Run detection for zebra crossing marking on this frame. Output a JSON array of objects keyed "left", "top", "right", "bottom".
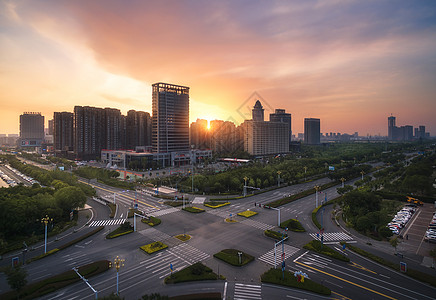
[
  {"left": 150, "top": 207, "right": 179, "bottom": 217},
  {"left": 206, "top": 210, "right": 232, "bottom": 218},
  {"left": 138, "top": 227, "right": 172, "bottom": 241},
  {"left": 88, "top": 219, "right": 126, "bottom": 227},
  {"left": 309, "top": 232, "right": 353, "bottom": 242},
  {"left": 168, "top": 243, "right": 210, "bottom": 264},
  {"left": 234, "top": 283, "right": 262, "bottom": 300},
  {"left": 240, "top": 219, "right": 274, "bottom": 231},
  {"left": 258, "top": 244, "right": 300, "bottom": 267}
]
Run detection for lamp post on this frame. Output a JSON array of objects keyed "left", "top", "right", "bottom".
[
  {"left": 314, "top": 185, "right": 321, "bottom": 208},
  {"left": 243, "top": 176, "right": 249, "bottom": 197},
  {"left": 41, "top": 215, "right": 52, "bottom": 254},
  {"left": 340, "top": 177, "right": 346, "bottom": 188},
  {"left": 360, "top": 170, "right": 365, "bottom": 181},
  {"left": 110, "top": 256, "right": 125, "bottom": 296},
  {"left": 303, "top": 166, "right": 307, "bottom": 181},
  {"left": 277, "top": 171, "right": 281, "bottom": 187},
  {"left": 191, "top": 145, "right": 195, "bottom": 194}
]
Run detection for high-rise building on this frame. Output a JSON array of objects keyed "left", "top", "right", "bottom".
[
  {"left": 74, "top": 106, "right": 105, "bottom": 160},
  {"left": 304, "top": 118, "right": 320, "bottom": 145},
  {"left": 104, "top": 108, "right": 123, "bottom": 150},
  {"left": 19, "top": 112, "right": 44, "bottom": 147},
  {"left": 53, "top": 112, "right": 74, "bottom": 151},
  {"left": 243, "top": 101, "right": 289, "bottom": 155},
  {"left": 252, "top": 100, "right": 264, "bottom": 122},
  {"left": 210, "top": 120, "right": 238, "bottom": 154},
  {"left": 190, "top": 119, "right": 210, "bottom": 150},
  {"left": 152, "top": 82, "right": 190, "bottom": 153},
  {"left": 48, "top": 119, "right": 54, "bottom": 136},
  {"left": 388, "top": 115, "right": 396, "bottom": 140},
  {"left": 270, "top": 108, "right": 292, "bottom": 145},
  {"left": 126, "top": 110, "right": 152, "bottom": 150}
]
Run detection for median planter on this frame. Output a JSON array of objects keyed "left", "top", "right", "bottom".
[
  {"left": 164, "top": 262, "right": 223, "bottom": 284},
  {"left": 280, "top": 219, "right": 305, "bottom": 232},
  {"left": 303, "top": 240, "right": 349, "bottom": 262},
  {"left": 213, "top": 249, "right": 254, "bottom": 266},
  {"left": 204, "top": 201, "right": 230, "bottom": 209},
  {"left": 264, "top": 230, "right": 288, "bottom": 240},
  {"left": 182, "top": 207, "right": 205, "bottom": 213},
  {"left": 237, "top": 210, "right": 258, "bottom": 218},
  {"left": 261, "top": 268, "right": 331, "bottom": 295},
  {"left": 140, "top": 241, "right": 168, "bottom": 254},
  {"left": 106, "top": 222, "right": 134, "bottom": 239},
  {"left": 141, "top": 216, "right": 161, "bottom": 226}
]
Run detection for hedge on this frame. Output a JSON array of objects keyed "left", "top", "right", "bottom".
[
  {"left": 237, "top": 210, "right": 258, "bottom": 218},
  {"left": 280, "top": 219, "right": 305, "bottom": 232},
  {"left": 182, "top": 207, "right": 205, "bottom": 213},
  {"left": 261, "top": 268, "right": 331, "bottom": 295},
  {"left": 140, "top": 241, "right": 168, "bottom": 254},
  {"left": 141, "top": 216, "right": 161, "bottom": 226},
  {"left": 204, "top": 202, "right": 230, "bottom": 209},
  {"left": 304, "top": 240, "right": 349, "bottom": 262},
  {"left": 164, "top": 262, "right": 223, "bottom": 284},
  {"left": 264, "top": 230, "right": 288, "bottom": 240}
]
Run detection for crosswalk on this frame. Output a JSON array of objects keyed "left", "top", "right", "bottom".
[
  {"left": 240, "top": 219, "right": 275, "bottom": 231},
  {"left": 309, "top": 232, "right": 353, "bottom": 242},
  {"left": 258, "top": 244, "right": 300, "bottom": 267},
  {"left": 206, "top": 209, "right": 232, "bottom": 218},
  {"left": 168, "top": 243, "right": 210, "bottom": 264},
  {"left": 138, "top": 227, "right": 172, "bottom": 241},
  {"left": 150, "top": 207, "right": 179, "bottom": 217},
  {"left": 192, "top": 197, "right": 206, "bottom": 204},
  {"left": 234, "top": 283, "right": 262, "bottom": 300},
  {"left": 88, "top": 219, "right": 126, "bottom": 227}
]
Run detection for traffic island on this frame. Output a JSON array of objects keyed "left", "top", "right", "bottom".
[
  {"left": 213, "top": 249, "right": 254, "bottom": 266},
  {"left": 141, "top": 216, "right": 161, "bottom": 226},
  {"left": 140, "top": 241, "right": 168, "bottom": 254},
  {"left": 175, "top": 234, "right": 191, "bottom": 242},
  {"left": 303, "top": 240, "right": 350, "bottom": 262},
  {"left": 261, "top": 268, "right": 331, "bottom": 296},
  {"left": 204, "top": 201, "right": 230, "bottom": 209},
  {"left": 280, "top": 218, "right": 305, "bottom": 232},
  {"left": 164, "top": 262, "right": 224, "bottom": 284},
  {"left": 264, "top": 229, "right": 288, "bottom": 240},
  {"left": 224, "top": 218, "right": 237, "bottom": 223},
  {"left": 0, "top": 260, "right": 110, "bottom": 300},
  {"left": 106, "top": 222, "right": 134, "bottom": 239},
  {"left": 182, "top": 206, "right": 205, "bottom": 213},
  {"left": 237, "top": 210, "right": 258, "bottom": 218}
]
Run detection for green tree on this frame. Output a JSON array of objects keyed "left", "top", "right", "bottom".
[
  {"left": 5, "top": 265, "right": 27, "bottom": 297},
  {"left": 390, "top": 236, "right": 400, "bottom": 252},
  {"left": 54, "top": 186, "right": 87, "bottom": 216}
]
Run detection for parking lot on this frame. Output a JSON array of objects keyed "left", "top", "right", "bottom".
[{"left": 401, "top": 203, "right": 436, "bottom": 256}]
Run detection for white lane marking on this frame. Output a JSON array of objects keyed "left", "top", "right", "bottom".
[{"left": 223, "top": 281, "right": 227, "bottom": 300}]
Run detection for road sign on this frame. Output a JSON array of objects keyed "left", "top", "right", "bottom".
[
  {"left": 134, "top": 203, "right": 138, "bottom": 209},
  {"left": 12, "top": 257, "right": 19, "bottom": 267},
  {"left": 170, "top": 263, "right": 173, "bottom": 271},
  {"left": 342, "top": 243, "right": 346, "bottom": 250},
  {"left": 400, "top": 262, "right": 407, "bottom": 273}
]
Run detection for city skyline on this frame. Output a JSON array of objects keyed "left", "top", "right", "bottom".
[{"left": 1, "top": 1, "right": 436, "bottom": 135}]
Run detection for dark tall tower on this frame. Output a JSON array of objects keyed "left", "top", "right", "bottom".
[
  {"left": 104, "top": 108, "right": 123, "bottom": 150},
  {"left": 19, "top": 112, "right": 44, "bottom": 147},
  {"left": 74, "top": 106, "right": 105, "bottom": 160},
  {"left": 53, "top": 112, "right": 74, "bottom": 151},
  {"left": 126, "top": 110, "right": 152, "bottom": 150},
  {"left": 152, "top": 82, "right": 190, "bottom": 153},
  {"left": 304, "top": 118, "right": 320, "bottom": 145},
  {"left": 270, "top": 109, "right": 292, "bottom": 144},
  {"left": 388, "top": 115, "right": 396, "bottom": 140},
  {"left": 252, "top": 100, "right": 264, "bottom": 122}
]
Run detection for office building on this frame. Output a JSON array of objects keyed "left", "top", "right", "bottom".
[
  {"left": 304, "top": 118, "right": 320, "bottom": 145},
  {"left": 126, "top": 110, "right": 152, "bottom": 150},
  {"left": 210, "top": 120, "right": 238, "bottom": 154},
  {"left": 53, "top": 112, "right": 74, "bottom": 152},
  {"left": 270, "top": 108, "right": 292, "bottom": 146},
  {"left": 242, "top": 101, "right": 289, "bottom": 156},
  {"left": 74, "top": 106, "right": 106, "bottom": 160},
  {"left": 388, "top": 115, "right": 396, "bottom": 140},
  {"left": 152, "top": 82, "right": 190, "bottom": 153},
  {"left": 19, "top": 112, "right": 44, "bottom": 147}
]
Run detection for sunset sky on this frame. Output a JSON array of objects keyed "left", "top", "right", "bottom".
[{"left": 1, "top": 0, "right": 435, "bottom": 136}]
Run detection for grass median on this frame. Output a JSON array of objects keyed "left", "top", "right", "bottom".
[
  {"left": 213, "top": 249, "right": 254, "bottom": 266},
  {"left": 280, "top": 218, "right": 305, "bottom": 232},
  {"left": 165, "top": 262, "right": 224, "bottom": 284},
  {"left": 304, "top": 240, "right": 349, "bottom": 262}
]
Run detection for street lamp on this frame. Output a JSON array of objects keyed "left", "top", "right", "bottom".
[
  {"left": 360, "top": 170, "right": 365, "bottom": 181},
  {"left": 340, "top": 177, "right": 346, "bottom": 188},
  {"left": 191, "top": 145, "right": 195, "bottom": 194},
  {"left": 277, "top": 171, "right": 281, "bottom": 187},
  {"left": 314, "top": 185, "right": 321, "bottom": 207},
  {"left": 109, "top": 256, "right": 125, "bottom": 296},
  {"left": 41, "top": 215, "right": 52, "bottom": 254},
  {"left": 303, "top": 166, "right": 307, "bottom": 181},
  {"left": 243, "top": 176, "right": 249, "bottom": 197}
]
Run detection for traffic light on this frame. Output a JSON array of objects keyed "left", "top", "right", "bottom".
[{"left": 254, "top": 202, "right": 256, "bottom": 206}]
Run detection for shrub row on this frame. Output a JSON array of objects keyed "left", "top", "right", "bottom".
[
  {"left": 237, "top": 210, "right": 258, "bottom": 218},
  {"left": 204, "top": 201, "right": 230, "bottom": 209},
  {"left": 264, "top": 230, "right": 288, "bottom": 240},
  {"left": 141, "top": 216, "right": 161, "bottom": 226},
  {"left": 107, "top": 203, "right": 116, "bottom": 218},
  {"left": 304, "top": 240, "right": 349, "bottom": 262},
  {"left": 140, "top": 241, "right": 168, "bottom": 254},
  {"left": 280, "top": 219, "right": 305, "bottom": 232},
  {"left": 182, "top": 207, "right": 205, "bottom": 213},
  {"left": 164, "top": 262, "right": 223, "bottom": 284},
  {"left": 341, "top": 242, "right": 436, "bottom": 288}
]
